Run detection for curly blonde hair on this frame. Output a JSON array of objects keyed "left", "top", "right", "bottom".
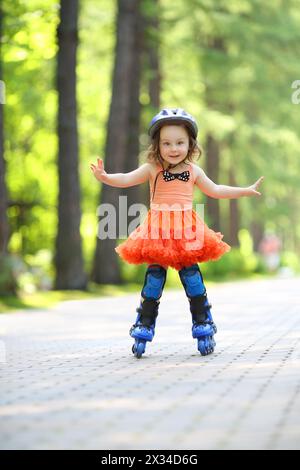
[{"left": 145, "top": 122, "right": 202, "bottom": 167}]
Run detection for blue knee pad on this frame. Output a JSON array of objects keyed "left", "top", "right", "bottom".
[
  {"left": 179, "top": 264, "right": 213, "bottom": 325},
  {"left": 179, "top": 264, "right": 206, "bottom": 298},
  {"left": 141, "top": 264, "right": 167, "bottom": 300}
]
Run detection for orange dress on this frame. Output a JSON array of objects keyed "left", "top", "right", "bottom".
[{"left": 115, "top": 163, "right": 230, "bottom": 270}]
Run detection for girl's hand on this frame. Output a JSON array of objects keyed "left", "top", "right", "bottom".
[
  {"left": 90, "top": 157, "right": 107, "bottom": 182},
  {"left": 246, "top": 176, "right": 264, "bottom": 197}
]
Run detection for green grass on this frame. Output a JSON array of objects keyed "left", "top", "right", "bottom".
[{"left": 0, "top": 282, "right": 141, "bottom": 313}]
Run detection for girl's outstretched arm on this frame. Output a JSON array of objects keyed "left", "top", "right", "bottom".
[
  {"left": 193, "top": 164, "right": 264, "bottom": 199},
  {"left": 90, "top": 158, "right": 151, "bottom": 188}
]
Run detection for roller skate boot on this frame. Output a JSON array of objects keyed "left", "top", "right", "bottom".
[
  {"left": 130, "top": 264, "right": 166, "bottom": 358},
  {"left": 179, "top": 264, "right": 217, "bottom": 356},
  {"left": 130, "top": 299, "right": 158, "bottom": 358},
  {"left": 191, "top": 294, "right": 217, "bottom": 356}
]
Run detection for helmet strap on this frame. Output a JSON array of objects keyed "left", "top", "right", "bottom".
[{"left": 166, "top": 158, "right": 188, "bottom": 171}]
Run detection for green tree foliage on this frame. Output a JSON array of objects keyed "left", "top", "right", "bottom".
[{"left": 3, "top": 0, "right": 59, "bottom": 257}]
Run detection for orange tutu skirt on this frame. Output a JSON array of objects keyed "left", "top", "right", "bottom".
[{"left": 115, "top": 209, "right": 230, "bottom": 271}]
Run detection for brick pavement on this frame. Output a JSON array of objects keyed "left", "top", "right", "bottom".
[{"left": 0, "top": 276, "right": 299, "bottom": 450}]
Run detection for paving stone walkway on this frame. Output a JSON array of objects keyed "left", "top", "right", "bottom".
[{"left": 0, "top": 276, "right": 299, "bottom": 450}]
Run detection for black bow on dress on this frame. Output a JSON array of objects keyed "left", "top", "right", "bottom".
[{"left": 163, "top": 170, "right": 190, "bottom": 182}]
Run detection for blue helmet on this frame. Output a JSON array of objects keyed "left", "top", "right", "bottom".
[{"left": 148, "top": 108, "right": 198, "bottom": 139}]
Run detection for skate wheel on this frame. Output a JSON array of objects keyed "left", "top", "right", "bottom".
[
  {"left": 197, "top": 336, "right": 215, "bottom": 356},
  {"left": 133, "top": 340, "right": 146, "bottom": 358}
]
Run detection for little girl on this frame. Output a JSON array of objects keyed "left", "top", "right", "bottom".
[{"left": 90, "top": 108, "right": 263, "bottom": 358}]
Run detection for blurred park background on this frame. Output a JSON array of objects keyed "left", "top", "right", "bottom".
[{"left": 0, "top": 0, "right": 300, "bottom": 312}]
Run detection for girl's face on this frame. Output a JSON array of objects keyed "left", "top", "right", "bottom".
[{"left": 159, "top": 125, "right": 189, "bottom": 167}]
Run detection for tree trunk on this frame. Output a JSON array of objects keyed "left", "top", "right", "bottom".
[
  {"left": 251, "top": 221, "right": 264, "bottom": 253},
  {"left": 55, "top": 0, "right": 87, "bottom": 290},
  {"left": 0, "top": 0, "right": 9, "bottom": 256},
  {"left": 122, "top": 1, "right": 143, "bottom": 211},
  {"left": 205, "top": 134, "right": 220, "bottom": 232},
  {"left": 228, "top": 167, "right": 240, "bottom": 247},
  {"left": 0, "top": 2, "right": 17, "bottom": 296},
  {"left": 138, "top": 0, "right": 161, "bottom": 208},
  {"left": 92, "top": 0, "right": 141, "bottom": 284},
  {"left": 144, "top": 0, "right": 160, "bottom": 110},
  {"left": 0, "top": 1, "right": 8, "bottom": 255},
  {"left": 0, "top": 103, "right": 7, "bottom": 255},
  {"left": 203, "top": 37, "right": 227, "bottom": 234}
]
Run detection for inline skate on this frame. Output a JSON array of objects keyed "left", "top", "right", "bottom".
[{"left": 130, "top": 264, "right": 166, "bottom": 358}]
